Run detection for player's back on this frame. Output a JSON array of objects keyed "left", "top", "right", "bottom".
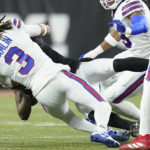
[{"left": 0, "top": 20, "right": 70, "bottom": 96}]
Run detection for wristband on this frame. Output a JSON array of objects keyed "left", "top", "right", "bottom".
[
  {"left": 84, "top": 45, "right": 104, "bottom": 58},
  {"left": 94, "top": 45, "right": 104, "bottom": 54},
  {"left": 105, "top": 33, "right": 119, "bottom": 47},
  {"left": 39, "top": 24, "right": 47, "bottom": 36}
]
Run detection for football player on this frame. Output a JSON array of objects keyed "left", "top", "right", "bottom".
[
  {"left": 0, "top": 17, "right": 122, "bottom": 148},
  {"left": 79, "top": 0, "right": 150, "bottom": 127},
  {"left": 17, "top": 37, "right": 148, "bottom": 137},
  {"left": 11, "top": 49, "right": 150, "bottom": 149},
  {"left": 33, "top": 36, "right": 144, "bottom": 125},
  {"left": 111, "top": 57, "right": 150, "bottom": 150},
  {"left": 0, "top": 16, "right": 147, "bottom": 147}
]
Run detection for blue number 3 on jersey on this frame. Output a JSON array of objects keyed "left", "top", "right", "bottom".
[{"left": 5, "top": 47, "right": 34, "bottom": 75}]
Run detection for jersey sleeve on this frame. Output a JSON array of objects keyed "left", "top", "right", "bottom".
[
  {"left": 121, "top": 0, "right": 144, "bottom": 17},
  {"left": 10, "top": 18, "right": 24, "bottom": 30},
  {"left": 10, "top": 18, "right": 42, "bottom": 37}
]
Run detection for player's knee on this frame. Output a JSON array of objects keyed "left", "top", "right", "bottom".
[
  {"left": 103, "top": 90, "right": 115, "bottom": 103},
  {"left": 103, "top": 86, "right": 126, "bottom": 104}
]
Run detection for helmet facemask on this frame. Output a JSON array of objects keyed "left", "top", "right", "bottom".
[{"left": 99, "top": 0, "right": 122, "bottom": 10}]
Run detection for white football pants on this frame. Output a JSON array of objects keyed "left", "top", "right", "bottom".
[
  {"left": 36, "top": 70, "right": 111, "bottom": 133},
  {"left": 76, "top": 57, "right": 141, "bottom": 120}
]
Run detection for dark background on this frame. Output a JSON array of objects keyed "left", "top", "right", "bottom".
[{"left": 0, "top": 0, "right": 123, "bottom": 59}]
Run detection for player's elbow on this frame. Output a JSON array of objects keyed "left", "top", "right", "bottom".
[
  {"left": 143, "top": 23, "right": 149, "bottom": 33},
  {"left": 130, "top": 15, "right": 149, "bottom": 34}
]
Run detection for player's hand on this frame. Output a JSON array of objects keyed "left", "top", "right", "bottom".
[
  {"left": 110, "top": 20, "right": 126, "bottom": 33},
  {"left": 78, "top": 53, "right": 86, "bottom": 60}
]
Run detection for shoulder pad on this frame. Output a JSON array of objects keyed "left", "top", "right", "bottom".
[{"left": 121, "top": 0, "right": 144, "bottom": 17}]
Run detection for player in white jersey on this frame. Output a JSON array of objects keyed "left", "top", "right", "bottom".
[
  {"left": 100, "top": 56, "right": 150, "bottom": 150},
  {"left": 110, "top": 57, "right": 150, "bottom": 150},
  {"left": 0, "top": 17, "right": 122, "bottom": 148},
  {"left": 79, "top": 0, "right": 150, "bottom": 121}
]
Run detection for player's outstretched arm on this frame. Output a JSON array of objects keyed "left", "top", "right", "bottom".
[
  {"left": 14, "top": 89, "right": 32, "bottom": 120},
  {"left": 13, "top": 84, "right": 37, "bottom": 121},
  {"left": 10, "top": 18, "right": 50, "bottom": 37},
  {"left": 23, "top": 23, "right": 50, "bottom": 37},
  {"left": 112, "top": 11, "right": 148, "bottom": 35},
  {"left": 79, "top": 29, "right": 120, "bottom": 59}
]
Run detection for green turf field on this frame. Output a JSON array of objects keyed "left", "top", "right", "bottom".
[{"left": 0, "top": 91, "right": 141, "bottom": 150}]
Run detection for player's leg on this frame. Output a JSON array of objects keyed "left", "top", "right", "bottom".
[
  {"left": 120, "top": 67, "right": 150, "bottom": 150},
  {"left": 62, "top": 70, "right": 111, "bottom": 132},
  {"left": 61, "top": 70, "right": 121, "bottom": 147},
  {"left": 112, "top": 101, "right": 140, "bottom": 121},
  {"left": 88, "top": 111, "right": 139, "bottom": 137},
  {"left": 113, "top": 57, "right": 149, "bottom": 72},
  {"left": 77, "top": 57, "right": 148, "bottom": 85},
  {"left": 139, "top": 80, "right": 150, "bottom": 136},
  {"left": 35, "top": 75, "right": 97, "bottom": 133},
  {"left": 76, "top": 58, "right": 116, "bottom": 84},
  {"left": 101, "top": 71, "right": 144, "bottom": 120},
  {"left": 35, "top": 71, "right": 120, "bottom": 147},
  {"left": 44, "top": 100, "right": 98, "bottom": 133}
]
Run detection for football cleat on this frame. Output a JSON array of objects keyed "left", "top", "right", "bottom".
[
  {"left": 129, "top": 122, "right": 139, "bottom": 137},
  {"left": 90, "top": 132, "right": 120, "bottom": 148},
  {"left": 107, "top": 129, "right": 130, "bottom": 142},
  {"left": 119, "top": 134, "right": 150, "bottom": 150},
  {"left": 85, "top": 118, "right": 96, "bottom": 124}
]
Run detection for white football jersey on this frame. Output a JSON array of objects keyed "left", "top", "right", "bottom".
[
  {"left": 0, "top": 18, "right": 70, "bottom": 96},
  {"left": 113, "top": 0, "right": 150, "bottom": 57}
]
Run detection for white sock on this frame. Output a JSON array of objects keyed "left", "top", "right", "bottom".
[{"left": 94, "top": 102, "right": 112, "bottom": 132}]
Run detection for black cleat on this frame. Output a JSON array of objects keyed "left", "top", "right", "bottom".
[{"left": 129, "top": 122, "right": 139, "bottom": 137}]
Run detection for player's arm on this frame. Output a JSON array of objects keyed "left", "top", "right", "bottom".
[
  {"left": 127, "top": 11, "right": 148, "bottom": 35},
  {"left": 78, "top": 28, "right": 121, "bottom": 59},
  {"left": 10, "top": 18, "right": 50, "bottom": 37},
  {"left": 14, "top": 89, "right": 38, "bottom": 120},
  {"left": 112, "top": 11, "right": 148, "bottom": 35},
  {"left": 12, "top": 81, "right": 37, "bottom": 120},
  {"left": 81, "top": 4, "right": 148, "bottom": 59},
  {"left": 24, "top": 24, "right": 50, "bottom": 37},
  {"left": 14, "top": 89, "right": 32, "bottom": 120}
]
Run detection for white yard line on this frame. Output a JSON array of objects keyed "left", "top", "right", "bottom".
[
  {"left": 0, "top": 121, "right": 67, "bottom": 127},
  {"left": 0, "top": 135, "right": 87, "bottom": 139}
]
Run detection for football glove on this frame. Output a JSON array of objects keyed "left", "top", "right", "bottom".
[{"left": 110, "top": 20, "right": 126, "bottom": 33}]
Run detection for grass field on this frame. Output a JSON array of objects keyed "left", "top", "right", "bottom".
[{"left": 0, "top": 90, "right": 141, "bottom": 150}]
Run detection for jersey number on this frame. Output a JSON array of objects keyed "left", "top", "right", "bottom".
[
  {"left": 120, "top": 34, "right": 132, "bottom": 48},
  {"left": 5, "top": 47, "right": 34, "bottom": 75}
]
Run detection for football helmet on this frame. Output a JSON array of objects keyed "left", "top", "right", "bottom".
[{"left": 99, "top": 0, "right": 122, "bottom": 10}]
